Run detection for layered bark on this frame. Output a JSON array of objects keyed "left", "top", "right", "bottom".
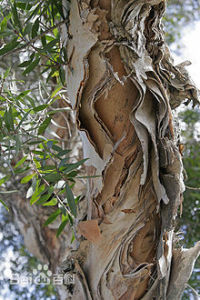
[{"left": 62, "top": 0, "right": 200, "bottom": 299}]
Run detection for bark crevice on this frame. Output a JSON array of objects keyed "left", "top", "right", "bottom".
[{"left": 64, "top": 0, "right": 200, "bottom": 299}]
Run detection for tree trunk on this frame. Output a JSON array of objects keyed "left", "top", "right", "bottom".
[
  {"left": 62, "top": 0, "right": 200, "bottom": 299},
  {"left": 8, "top": 0, "right": 200, "bottom": 299}
]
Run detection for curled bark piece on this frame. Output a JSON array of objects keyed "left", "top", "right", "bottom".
[{"left": 167, "top": 242, "right": 200, "bottom": 300}]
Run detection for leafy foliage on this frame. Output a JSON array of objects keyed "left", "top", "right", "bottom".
[
  {"left": 164, "top": 0, "right": 200, "bottom": 48},
  {"left": 0, "top": 0, "right": 70, "bottom": 83},
  {"left": 0, "top": 0, "right": 85, "bottom": 237},
  {"left": 0, "top": 81, "right": 86, "bottom": 234},
  {"left": 176, "top": 108, "right": 200, "bottom": 297}
]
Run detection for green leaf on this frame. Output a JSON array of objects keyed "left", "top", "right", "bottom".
[
  {"left": 39, "top": 165, "right": 56, "bottom": 171},
  {"left": 0, "top": 38, "right": 20, "bottom": 56},
  {"left": 38, "top": 116, "right": 51, "bottom": 135},
  {"left": 59, "top": 158, "right": 70, "bottom": 168},
  {"left": 65, "top": 183, "right": 76, "bottom": 217},
  {"left": 16, "top": 109, "right": 31, "bottom": 130},
  {"left": 18, "top": 59, "right": 33, "bottom": 68},
  {"left": 21, "top": 173, "right": 36, "bottom": 184},
  {"left": 42, "top": 198, "right": 57, "bottom": 206},
  {"left": 3, "top": 67, "right": 11, "bottom": 79},
  {"left": 66, "top": 171, "right": 78, "bottom": 178},
  {"left": 26, "top": 3, "right": 40, "bottom": 23},
  {"left": 52, "top": 144, "right": 63, "bottom": 152},
  {"left": 27, "top": 139, "right": 44, "bottom": 145},
  {"left": 0, "top": 199, "right": 9, "bottom": 211},
  {"left": 43, "top": 172, "right": 61, "bottom": 183},
  {"left": 23, "top": 22, "right": 32, "bottom": 35},
  {"left": 0, "top": 175, "right": 11, "bottom": 186},
  {"left": 13, "top": 167, "right": 30, "bottom": 174},
  {"left": 60, "top": 47, "right": 68, "bottom": 63},
  {"left": 71, "top": 232, "right": 75, "bottom": 243},
  {"left": 63, "top": 159, "right": 88, "bottom": 174},
  {"left": 30, "top": 192, "right": 40, "bottom": 205},
  {"left": 23, "top": 57, "right": 40, "bottom": 75},
  {"left": 14, "top": 135, "right": 21, "bottom": 154},
  {"left": 41, "top": 30, "right": 46, "bottom": 47},
  {"left": 33, "top": 186, "right": 53, "bottom": 204},
  {"left": 15, "top": 1, "right": 32, "bottom": 10},
  {"left": 56, "top": 149, "right": 71, "bottom": 158},
  {"left": 33, "top": 104, "right": 48, "bottom": 112},
  {"left": 43, "top": 209, "right": 61, "bottom": 226},
  {"left": 50, "top": 85, "right": 62, "bottom": 99},
  {"left": 59, "top": 67, "right": 65, "bottom": 85},
  {"left": 68, "top": 214, "right": 73, "bottom": 226},
  {"left": 32, "top": 17, "right": 39, "bottom": 38},
  {"left": 35, "top": 192, "right": 53, "bottom": 205},
  {"left": 56, "top": 218, "right": 68, "bottom": 237},
  {"left": 32, "top": 150, "right": 45, "bottom": 155},
  {"left": 1, "top": 18, "right": 7, "bottom": 32},
  {"left": 12, "top": 2, "right": 22, "bottom": 31},
  {"left": 14, "top": 155, "right": 27, "bottom": 168},
  {"left": 4, "top": 108, "right": 14, "bottom": 131},
  {"left": 30, "top": 183, "right": 46, "bottom": 205},
  {"left": 43, "top": 38, "right": 59, "bottom": 51}
]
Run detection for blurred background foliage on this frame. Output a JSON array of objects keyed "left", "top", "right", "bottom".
[
  {"left": 0, "top": 0, "right": 199, "bottom": 299},
  {"left": 177, "top": 107, "right": 200, "bottom": 299},
  {"left": 164, "top": 0, "right": 200, "bottom": 49}
]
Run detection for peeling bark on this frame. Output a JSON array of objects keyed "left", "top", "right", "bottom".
[{"left": 62, "top": 0, "right": 200, "bottom": 299}]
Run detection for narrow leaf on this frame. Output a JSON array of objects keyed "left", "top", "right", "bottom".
[
  {"left": 0, "top": 199, "right": 9, "bottom": 211},
  {"left": 56, "top": 218, "right": 68, "bottom": 237},
  {"left": 12, "top": 2, "right": 21, "bottom": 30},
  {"left": 59, "top": 158, "right": 70, "bottom": 169},
  {"left": 63, "top": 159, "right": 88, "bottom": 174},
  {"left": 1, "top": 18, "right": 7, "bottom": 32},
  {"left": 33, "top": 104, "right": 48, "bottom": 112},
  {"left": 43, "top": 209, "right": 61, "bottom": 226},
  {"left": 0, "top": 175, "right": 10, "bottom": 186},
  {"left": 0, "top": 38, "right": 19, "bottom": 56},
  {"left": 65, "top": 183, "right": 76, "bottom": 217},
  {"left": 14, "top": 155, "right": 27, "bottom": 169},
  {"left": 3, "top": 67, "right": 11, "bottom": 79},
  {"left": 59, "top": 67, "right": 65, "bottom": 85},
  {"left": 21, "top": 173, "right": 36, "bottom": 184},
  {"left": 50, "top": 85, "right": 62, "bottom": 99},
  {"left": 18, "top": 59, "right": 33, "bottom": 68},
  {"left": 43, "top": 173, "right": 61, "bottom": 183},
  {"left": 38, "top": 116, "right": 51, "bottom": 135},
  {"left": 42, "top": 198, "right": 57, "bottom": 206},
  {"left": 31, "top": 17, "right": 39, "bottom": 38},
  {"left": 4, "top": 108, "right": 14, "bottom": 131},
  {"left": 23, "top": 57, "right": 40, "bottom": 75}
]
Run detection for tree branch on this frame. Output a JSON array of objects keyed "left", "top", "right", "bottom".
[{"left": 1, "top": 19, "right": 69, "bottom": 58}]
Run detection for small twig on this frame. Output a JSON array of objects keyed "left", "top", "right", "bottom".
[
  {"left": 185, "top": 185, "right": 200, "bottom": 191},
  {"left": 30, "top": 151, "right": 74, "bottom": 219},
  {"left": 186, "top": 284, "right": 200, "bottom": 299},
  {"left": 1, "top": 19, "right": 69, "bottom": 59},
  {"left": 0, "top": 190, "right": 18, "bottom": 194}
]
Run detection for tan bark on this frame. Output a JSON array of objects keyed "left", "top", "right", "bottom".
[{"left": 62, "top": 0, "right": 200, "bottom": 299}]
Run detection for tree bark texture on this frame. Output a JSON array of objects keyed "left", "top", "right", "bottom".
[
  {"left": 7, "top": 0, "right": 200, "bottom": 299},
  {"left": 62, "top": 0, "right": 200, "bottom": 299}
]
